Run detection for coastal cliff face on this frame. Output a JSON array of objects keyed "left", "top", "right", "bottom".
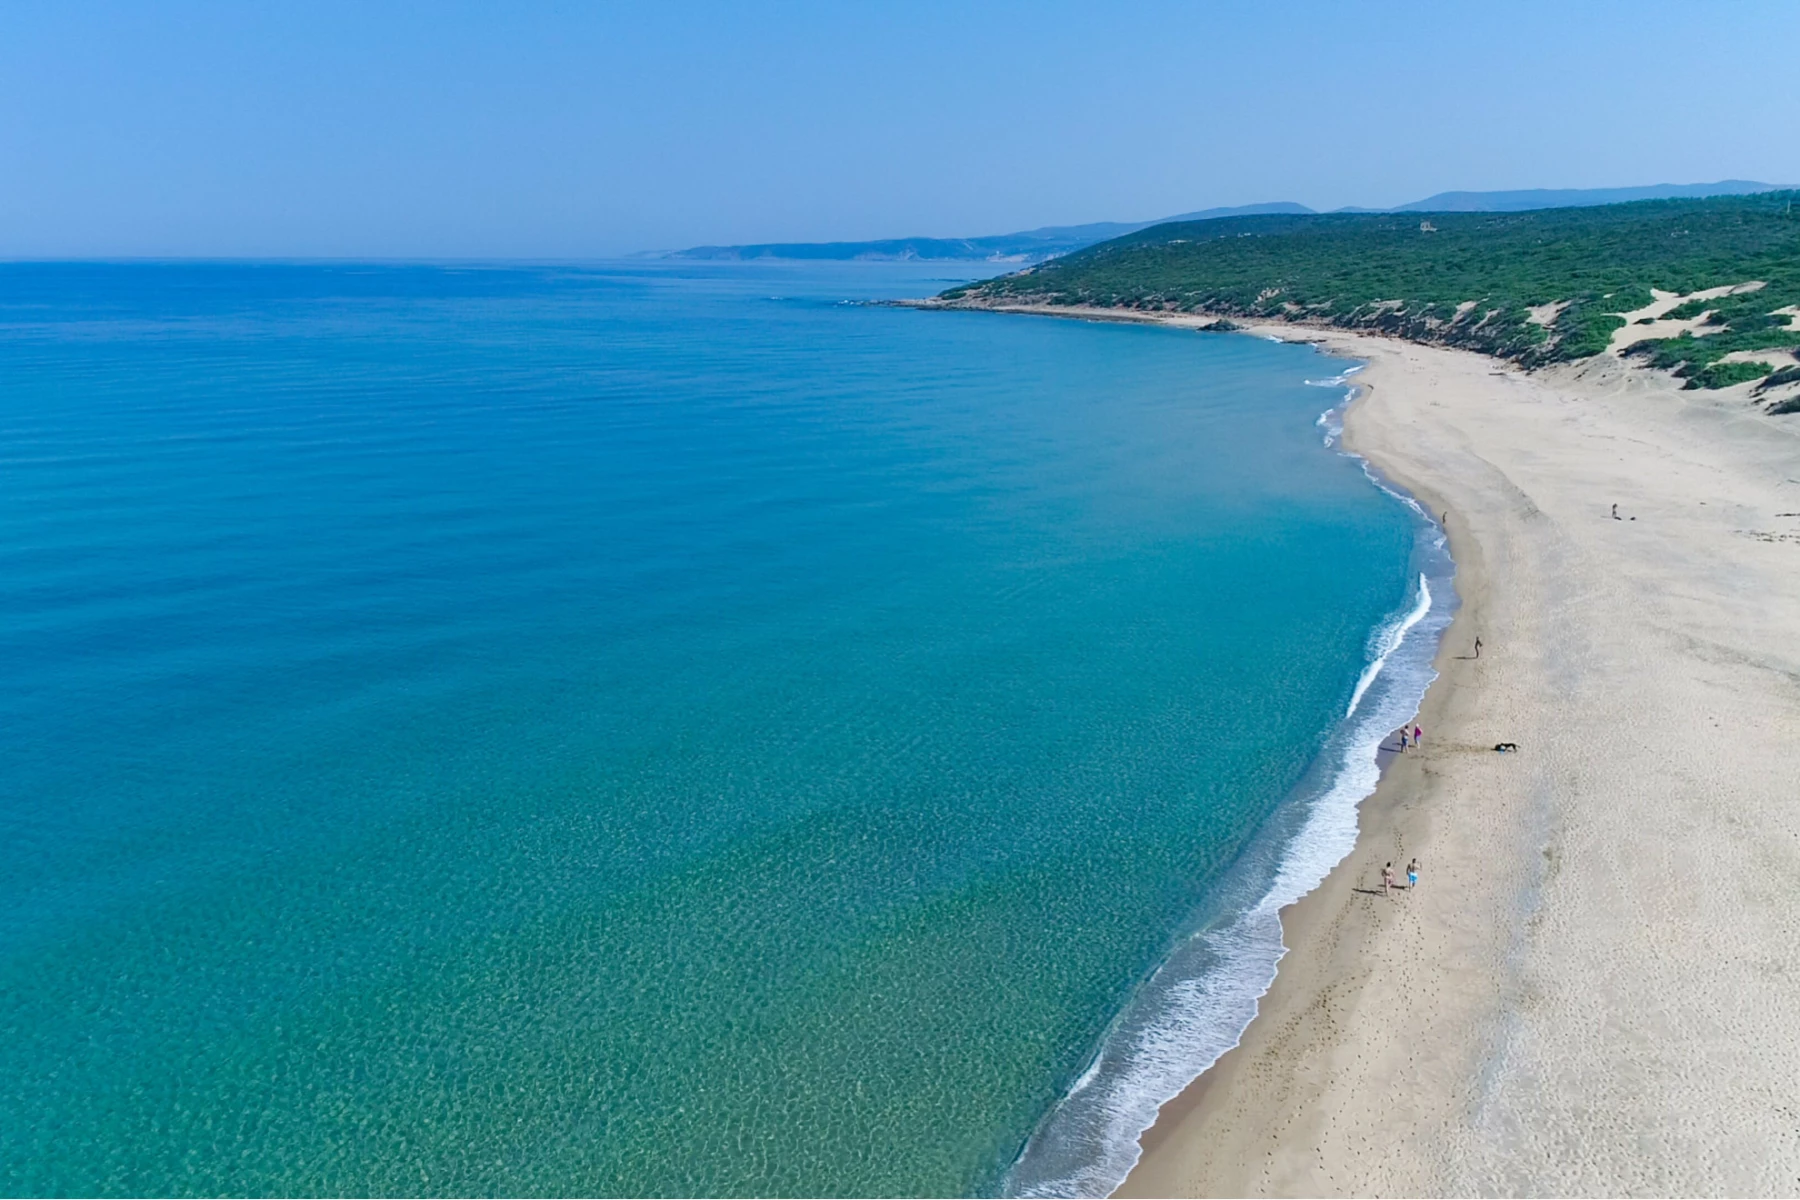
[{"left": 937, "top": 192, "right": 1800, "bottom": 404}]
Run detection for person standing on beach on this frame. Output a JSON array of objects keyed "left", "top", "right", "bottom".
[
  {"left": 1413, "top": 723, "right": 1423, "bottom": 749},
  {"left": 1408, "top": 858, "right": 1419, "bottom": 889},
  {"left": 1382, "top": 862, "right": 1396, "bottom": 898},
  {"left": 1398, "top": 727, "right": 1408, "bottom": 753},
  {"left": 1474, "top": 636, "right": 1483, "bottom": 659}
]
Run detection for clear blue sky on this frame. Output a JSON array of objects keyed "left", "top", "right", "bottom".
[{"left": 4, "top": 1, "right": 1796, "bottom": 258}]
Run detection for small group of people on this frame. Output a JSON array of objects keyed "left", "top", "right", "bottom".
[
  {"left": 1381, "top": 858, "right": 1420, "bottom": 897},
  {"left": 1397, "top": 722, "right": 1423, "bottom": 752}
]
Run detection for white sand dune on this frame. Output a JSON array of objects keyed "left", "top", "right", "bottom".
[
  {"left": 1719, "top": 347, "right": 1800, "bottom": 370},
  {"left": 1605, "top": 282, "right": 1766, "bottom": 355}
]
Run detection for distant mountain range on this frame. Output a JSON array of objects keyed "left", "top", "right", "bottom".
[
  {"left": 670, "top": 181, "right": 1789, "bottom": 263},
  {"left": 671, "top": 202, "right": 1310, "bottom": 264}
]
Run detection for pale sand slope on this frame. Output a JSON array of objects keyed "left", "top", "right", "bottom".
[{"left": 1114, "top": 330, "right": 1800, "bottom": 1196}]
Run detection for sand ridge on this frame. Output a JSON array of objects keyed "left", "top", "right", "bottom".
[
  {"left": 1117, "top": 328, "right": 1800, "bottom": 1196},
  {"left": 1607, "top": 283, "right": 1768, "bottom": 355}
]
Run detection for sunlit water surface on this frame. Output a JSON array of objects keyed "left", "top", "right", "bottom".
[{"left": 0, "top": 262, "right": 1423, "bottom": 1196}]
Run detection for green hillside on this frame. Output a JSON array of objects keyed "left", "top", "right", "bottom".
[{"left": 939, "top": 192, "right": 1800, "bottom": 391}]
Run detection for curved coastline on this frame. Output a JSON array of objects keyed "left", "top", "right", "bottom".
[
  {"left": 997, "top": 342, "right": 1459, "bottom": 1198},
  {"left": 932, "top": 300, "right": 1800, "bottom": 1195},
  {"left": 1109, "top": 337, "right": 1479, "bottom": 1197},
  {"left": 1116, "top": 315, "right": 1800, "bottom": 1196}
]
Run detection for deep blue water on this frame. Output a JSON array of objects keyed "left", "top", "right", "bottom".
[{"left": 0, "top": 261, "right": 1424, "bottom": 1196}]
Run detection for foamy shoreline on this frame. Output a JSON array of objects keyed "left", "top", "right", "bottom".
[
  {"left": 972, "top": 310, "right": 1461, "bottom": 1197},
  {"left": 1112, "top": 325, "right": 1485, "bottom": 1196},
  {"left": 1002, "top": 445, "right": 1453, "bottom": 1197}
]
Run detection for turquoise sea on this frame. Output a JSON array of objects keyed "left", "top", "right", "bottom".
[{"left": 0, "top": 261, "right": 1448, "bottom": 1196}]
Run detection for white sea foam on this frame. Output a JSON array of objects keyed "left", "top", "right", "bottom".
[
  {"left": 1304, "top": 363, "right": 1366, "bottom": 388},
  {"left": 1347, "top": 575, "right": 1430, "bottom": 718},
  {"left": 1002, "top": 366, "right": 1455, "bottom": 1200},
  {"left": 1315, "top": 385, "right": 1361, "bottom": 447}
]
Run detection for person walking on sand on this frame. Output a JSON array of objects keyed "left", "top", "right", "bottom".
[
  {"left": 1398, "top": 727, "right": 1408, "bottom": 753},
  {"left": 1474, "top": 636, "right": 1483, "bottom": 659},
  {"left": 1407, "top": 858, "right": 1419, "bottom": 890},
  {"left": 1412, "top": 723, "right": 1423, "bottom": 750},
  {"left": 1612, "top": 502, "right": 1620, "bottom": 520},
  {"left": 1382, "top": 862, "right": 1396, "bottom": 898}
]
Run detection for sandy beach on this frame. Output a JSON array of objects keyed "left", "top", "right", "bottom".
[{"left": 1096, "top": 322, "right": 1800, "bottom": 1195}]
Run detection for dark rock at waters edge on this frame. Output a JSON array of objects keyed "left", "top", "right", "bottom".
[{"left": 1197, "top": 318, "right": 1241, "bottom": 332}]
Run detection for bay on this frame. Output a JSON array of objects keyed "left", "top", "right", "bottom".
[{"left": 0, "top": 261, "right": 1418, "bottom": 1196}]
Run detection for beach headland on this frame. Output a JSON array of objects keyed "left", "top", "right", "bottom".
[{"left": 914, "top": 300, "right": 1800, "bottom": 1194}]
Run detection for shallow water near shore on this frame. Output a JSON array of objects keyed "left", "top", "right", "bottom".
[
  {"left": 0, "top": 262, "right": 1422, "bottom": 1196},
  {"left": 1004, "top": 384, "right": 1456, "bottom": 1197}
]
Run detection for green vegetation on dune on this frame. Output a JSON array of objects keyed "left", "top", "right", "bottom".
[{"left": 940, "top": 192, "right": 1800, "bottom": 390}]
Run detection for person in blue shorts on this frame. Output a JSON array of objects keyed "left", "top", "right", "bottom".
[{"left": 1407, "top": 858, "right": 1419, "bottom": 890}]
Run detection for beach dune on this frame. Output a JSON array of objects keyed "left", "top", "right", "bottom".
[{"left": 1117, "top": 331, "right": 1800, "bottom": 1195}]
